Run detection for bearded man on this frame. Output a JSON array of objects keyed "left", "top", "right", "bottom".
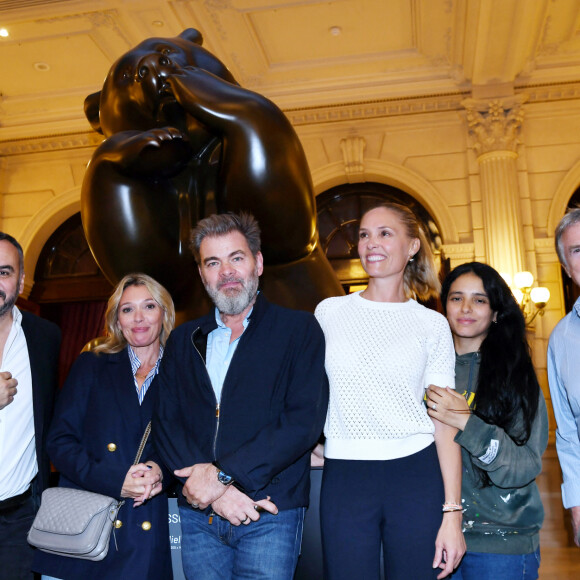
[
  {"left": 0, "top": 232, "right": 61, "bottom": 580},
  {"left": 153, "top": 213, "right": 328, "bottom": 580}
]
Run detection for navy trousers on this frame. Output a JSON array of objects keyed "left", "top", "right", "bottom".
[
  {"left": 321, "top": 443, "right": 445, "bottom": 580},
  {"left": 0, "top": 492, "right": 36, "bottom": 580}
]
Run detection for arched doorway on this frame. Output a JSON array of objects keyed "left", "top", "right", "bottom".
[{"left": 28, "top": 213, "right": 112, "bottom": 384}]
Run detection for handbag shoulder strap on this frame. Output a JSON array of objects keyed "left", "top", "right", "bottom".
[{"left": 133, "top": 421, "right": 151, "bottom": 465}]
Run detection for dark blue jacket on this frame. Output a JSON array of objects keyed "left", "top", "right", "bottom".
[
  {"left": 34, "top": 349, "right": 172, "bottom": 580},
  {"left": 153, "top": 293, "right": 328, "bottom": 511},
  {"left": 21, "top": 311, "right": 61, "bottom": 504}
]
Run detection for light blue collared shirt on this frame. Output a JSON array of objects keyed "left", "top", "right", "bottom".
[
  {"left": 548, "top": 296, "right": 580, "bottom": 508},
  {"left": 206, "top": 307, "right": 252, "bottom": 401},
  {"left": 128, "top": 345, "right": 164, "bottom": 405}
]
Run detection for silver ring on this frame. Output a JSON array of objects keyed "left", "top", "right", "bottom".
[
  {"left": 191, "top": 502, "right": 199, "bottom": 509},
  {"left": 254, "top": 504, "right": 259, "bottom": 511},
  {"left": 241, "top": 515, "right": 249, "bottom": 524},
  {"left": 432, "top": 403, "right": 437, "bottom": 411}
]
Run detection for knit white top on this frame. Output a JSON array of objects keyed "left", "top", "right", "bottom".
[{"left": 315, "top": 292, "right": 455, "bottom": 460}]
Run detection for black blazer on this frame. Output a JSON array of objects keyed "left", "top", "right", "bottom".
[{"left": 21, "top": 310, "right": 61, "bottom": 502}]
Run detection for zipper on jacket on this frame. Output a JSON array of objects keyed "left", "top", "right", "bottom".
[
  {"left": 213, "top": 403, "right": 220, "bottom": 457},
  {"left": 190, "top": 327, "right": 225, "bottom": 527},
  {"left": 190, "top": 328, "right": 221, "bottom": 459},
  {"left": 191, "top": 314, "right": 253, "bottom": 466}
]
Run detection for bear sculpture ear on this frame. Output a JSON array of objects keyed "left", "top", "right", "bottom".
[
  {"left": 178, "top": 28, "right": 204, "bottom": 46},
  {"left": 176, "top": 28, "right": 238, "bottom": 86},
  {"left": 84, "top": 91, "right": 103, "bottom": 134}
]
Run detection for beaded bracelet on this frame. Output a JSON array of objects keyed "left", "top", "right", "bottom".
[{"left": 442, "top": 502, "right": 463, "bottom": 513}]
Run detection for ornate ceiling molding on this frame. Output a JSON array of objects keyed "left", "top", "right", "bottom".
[
  {"left": 2, "top": 81, "right": 580, "bottom": 155},
  {"left": 286, "top": 92, "right": 471, "bottom": 126},
  {"left": 440, "top": 243, "right": 475, "bottom": 263},
  {"left": 516, "top": 81, "right": 580, "bottom": 104},
  {"left": 0, "top": 132, "right": 103, "bottom": 157},
  {"left": 286, "top": 81, "right": 580, "bottom": 127},
  {"left": 0, "top": 0, "right": 64, "bottom": 11}
]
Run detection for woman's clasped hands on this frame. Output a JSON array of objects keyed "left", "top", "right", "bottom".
[{"left": 121, "top": 461, "right": 163, "bottom": 507}]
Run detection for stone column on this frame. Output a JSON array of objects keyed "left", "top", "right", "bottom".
[{"left": 462, "top": 95, "right": 528, "bottom": 278}]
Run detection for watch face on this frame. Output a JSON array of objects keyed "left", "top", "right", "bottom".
[{"left": 217, "top": 471, "right": 233, "bottom": 485}]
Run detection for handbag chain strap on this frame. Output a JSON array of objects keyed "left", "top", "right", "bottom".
[{"left": 133, "top": 421, "right": 152, "bottom": 465}]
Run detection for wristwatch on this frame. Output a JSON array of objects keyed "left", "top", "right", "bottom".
[{"left": 217, "top": 469, "right": 234, "bottom": 486}]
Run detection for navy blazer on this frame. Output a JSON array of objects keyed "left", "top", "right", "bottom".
[
  {"left": 34, "top": 349, "right": 172, "bottom": 580},
  {"left": 21, "top": 310, "right": 61, "bottom": 503}
]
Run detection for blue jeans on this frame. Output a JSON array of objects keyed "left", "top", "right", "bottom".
[
  {"left": 451, "top": 548, "right": 541, "bottom": 580},
  {"left": 179, "top": 505, "right": 305, "bottom": 580}
]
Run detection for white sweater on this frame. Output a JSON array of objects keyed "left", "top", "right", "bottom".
[{"left": 315, "top": 292, "right": 455, "bottom": 460}]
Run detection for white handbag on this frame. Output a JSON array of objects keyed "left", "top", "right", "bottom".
[
  {"left": 27, "top": 487, "right": 123, "bottom": 561},
  {"left": 28, "top": 421, "right": 151, "bottom": 561}
]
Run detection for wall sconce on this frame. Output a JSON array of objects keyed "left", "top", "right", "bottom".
[{"left": 502, "top": 271, "right": 550, "bottom": 325}]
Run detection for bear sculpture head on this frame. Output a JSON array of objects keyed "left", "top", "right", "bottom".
[{"left": 84, "top": 28, "right": 237, "bottom": 137}]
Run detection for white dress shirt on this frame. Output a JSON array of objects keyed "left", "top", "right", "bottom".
[{"left": 0, "top": 307, "right": 36, "bottom": 500}]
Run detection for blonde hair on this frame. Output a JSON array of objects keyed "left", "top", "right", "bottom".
[
  {"left": 360, "top": 202, "right": 440, "bottom": 301},
  {"left": 93, "top": 273, "right": 175, "bottom": 354}
]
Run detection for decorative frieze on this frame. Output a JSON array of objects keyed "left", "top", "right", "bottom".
[
  {"left": 286, "top": 92, "right": 471, "bottom": 126},
  {"left": 1, "top": 82, "right": 579, "bottom": 156},
  {"left": 441, "top": 243, "right": 475, "bottom": 259},
  {"left": 0, "top": 132, "right": 102, "bottom": 156},
  {"left": 441, "top": 243, "right": 475, "bottom": 270}
]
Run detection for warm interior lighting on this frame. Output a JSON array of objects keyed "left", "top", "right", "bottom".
[
  {"left": 513, "top": 271, "right": 533, "bottom": 289},
  {"left": 510, "top": 271, "right": 550, "bottom": 325},
  {"left": 530, "top": 286, "right": 550, "bottom": 308},
  {"left": 348, "top": 284, "right": 366, "bottom": 294},
  {"left": 0, "top": 29, "right": 9, "bottom": 38}
]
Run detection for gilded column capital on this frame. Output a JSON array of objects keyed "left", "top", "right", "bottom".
[{"left": 462, "top": 94, "right": 528, "bottom": 156}]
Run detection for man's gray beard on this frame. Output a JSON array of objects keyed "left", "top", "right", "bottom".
[
  {"left": 0, "top": 290, "right": 18, "bottom": 318},
  {"left": 204, "top": 271, "right": 259, "bottom": 316}
]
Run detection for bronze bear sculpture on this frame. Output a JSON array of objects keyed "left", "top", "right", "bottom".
[{"left": 82, "top": 28, "right": 342, "bottom": 318}]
